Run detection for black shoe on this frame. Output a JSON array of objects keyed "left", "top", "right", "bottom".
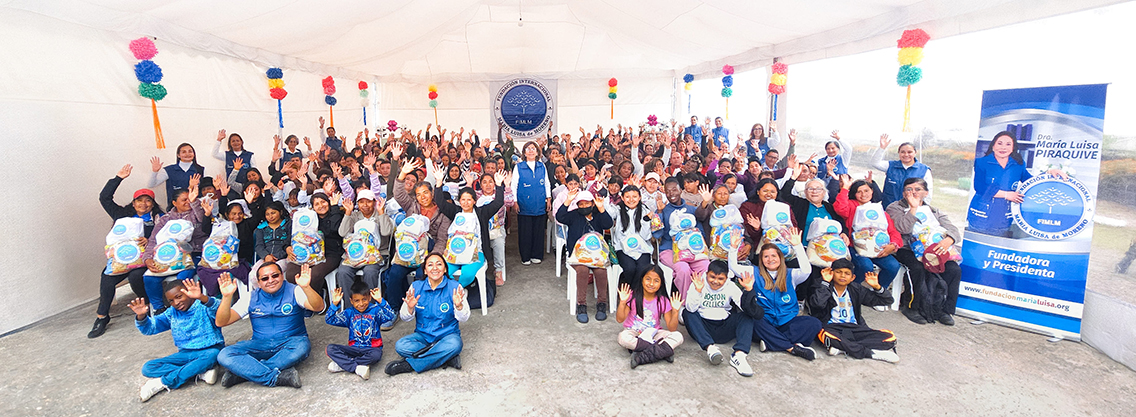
[
  {"left": 576, "top": 305, "right": 588, "bottom": 324},
  {"left": 901, "top": 307, "right": 928, "bottom": 325},
  {"left": 938, "top": 313, "right": 955, "bottom": 326},
  {"left": 788, "top": 343, "right": 816, "bottom": 361},
  {"left": 595, "top": 304, "right": 607, "bottom": 321},
  {"left": 384, "top": 359, "right": 415, "bottom": 376},
  {"left": 275, "top": 368, "right": 302, "bottom": 388},
  {"left": 220, "top": 370, "right": 247, "bottom": 388},
  {"left": 443, "top": 355, "right": 462, "bottom": 370},
  {"left": 87, "top": 317, "right": 110, "bottom": 339}
]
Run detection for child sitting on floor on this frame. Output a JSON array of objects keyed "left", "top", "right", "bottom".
[
  {"left": 325, "top": 278, "right": 396, "bottom": 380},
  {"left": 807, "top": 258, "right": 899, "bottom": 363},
  {"left": 683, "top": 260, "right": 757, "bottom": 377},
  {"left": 130, "top": 279, "right": 224, "bottom": 402},
  {"left": 615, "top": 266, "right": 684, "bottom": 369}
]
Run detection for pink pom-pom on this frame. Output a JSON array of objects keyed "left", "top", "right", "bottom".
[
  {"left": 129, "top": 37, "right": 158, "bottom": 60},
  {"left": 722, "top": 65, "right": 734, "bottom": 75},
  {"left": 608, "top": 78, "right": 618, "bottom": 87},
  {"left": 358, "top": 81, "right": 368, "bottom": 90},
  {"left": 897, "top": 29, "right": 931, "bottom": 48},
  {"left": 771, "top": 62, "right": 788, "bottom": 75},
  {"left": 324, "top": 85, "right": 336, "bottom": 96},
  {"left": 768, "top": 83, "right": 785, "bottom": 95},
  {"left": 322, "top": 76, "right": 335, "bottom": 88}
]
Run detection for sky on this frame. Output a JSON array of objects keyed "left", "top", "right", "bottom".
[{"left": 684, "top": 2, "right": 1136, "bottom": 147}]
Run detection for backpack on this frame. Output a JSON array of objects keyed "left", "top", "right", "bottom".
[{"left": 918, "top": 271, "right": 949, "bottom": 322}]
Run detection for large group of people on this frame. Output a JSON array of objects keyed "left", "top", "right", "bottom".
[{"left": 94, "top": 114, "right": 972, "bottom": 402}]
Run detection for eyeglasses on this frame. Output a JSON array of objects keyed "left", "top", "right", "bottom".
[
  {"left": 904, "top": 187, "right": 925, "bottom": 192},
  {"left": 805, "top": 187, "right": 825, "bottom": 192},
  {"left": 258, "top": 272, "right": 281, "bottom": 282}
]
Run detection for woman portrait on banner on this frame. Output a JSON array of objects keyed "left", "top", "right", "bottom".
[{"left": 966, "top": 131, "right": 1067, "bottom": 237}]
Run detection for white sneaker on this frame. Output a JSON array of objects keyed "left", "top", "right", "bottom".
[
  {"left": 873, "top": 305, "right": 889, "bottom": 312},
  {"left": 522, "top": 260, "right": 532, "bottom": 266},
  {"left": 328, "top": 361, "right": 345, "bottom": 373},
  {"left": 355, "top": 365, "right": 371, "bottom": 380},
  {"left": 871, "top": 349, "right": 900, "bottom": 363},
  {"left": 706, "top": 345, "right": 723, "bottom": 365},
  {"left": 139, "top": 378, "right": 168, "bottom": 402},
  {"left": 531, "top": 258, "right": 542, "bottom": 264},
  {"left": 758, "top": 340, "right": 767, "bottom": 352},
  {"left": 198, "top": 367, "right": 219, "bottom": 384},
  {"left": 730, "top": 352, "right": 754, "bottom": 377},
  {"left": 828, "top": 347, "right": 845, "bottom": 356}
]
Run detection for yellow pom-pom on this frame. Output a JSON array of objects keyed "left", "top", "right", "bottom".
[
  {"left": 771, "top": 74, "right": 787, "bottom": 86},
  {"left": 898, "top": 47, "right": 924, "bottom": 66},
  {"left": 268, "top": 78, "right": 285, "bottom": 89},
  {"left": 684, "top": 83, "right": 692, "bottom": 91},
  {"left": 609, "top": 86, "right": 618, "bottom": 94},
  {"left": 428, "top": 84, "right": 438, "bottom": 92}
]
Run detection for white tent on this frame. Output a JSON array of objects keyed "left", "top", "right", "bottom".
[{"left": 0, "top": 0, "right": 1123, "bottom": 334}]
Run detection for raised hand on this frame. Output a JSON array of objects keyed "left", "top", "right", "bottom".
[
  {"left": 128, "top": 298, "right": 150, "bottom": 318},
  {"left": 452, "top": 286, "right": 465, "bottom": 310},
  {"left": 866, "top": 170, "right": 874, "bottom": 182},
  {"left": 698, "top": 184, "right": 712, "bottom": 204},
  {"left": 401, "top": 160, "right": 422, "bottom": 176},
  {"left": 463, "top": 170, "right": 479, "bottom": 187},
  {"left": 363, "top": 153, "right": 376, "bottom": 170},
  {"left": 331, "top": 288, "right": 343, "bottom": 306},
  {"left": 232, "top": 157, "right": 244, "bottom": 171},
  {"left": 374, "top": 195, "right": 386, "bottom": 214},
  {"left": 879, "top": 133, "right": 891, "bottom": 150},
  {"left": 319, "top": 116, "right": 325, "bottom": 128},
  {"left": 273, "top": 134, "right": 282, "bottom": 147},
  {"left": 821, "top": 267, "right": 834, "bottom": 283},
  {"left": 670, "top": 291, "right": 684, "bottom": 310},
  {"left": 150, "top": 156, "right": 162, "bottom": 172},
  {"left": 296, "top": 264, "right": 312, "bottom": 288},
  {"left": 786, "top": 227, "right": 802, "bottom": 245},
  {"left": 433, "top": 168, "right": 445, "bottom": 186},
  {"left": 839, "top": 174, "right": 852, "bottom": 190},
  {"left": 691, "top": 271, "right": 706, "bottom": 293},
  {"left": 618, "top": 283, "right": 632, "bottom": 302},
  {"left": 217, "top": 129, "right": 226, "bottom": 142},
  {"left": 218, "top": 273, "right": 238, "bottom": 296},
  {"left": 830, "top": 130, "right": 840, "bottom": 140},
  {"left": 117, "top": 164, "right": 133, "bottom": 179},
  {"left": 201, "top": 198, "right": 214, "bottom": 215},
  {"left": 494, "top": 170, "right": 507, "bottom": 186},
  {"left": 330, "top": 192, "right": 343, "bottom": 206},
  {"left": 738, "top": 270, "right": 755, "bottom": 292},
  {"left": 331, "top": 162, "right": 343, "bottom": 179},
  {"left": 370, "top": 287, "right": 383, "bottom": 304},
  {"left": 788, "top": 128, "right": 798, "bottom": 145},
  {"left": 215, "top": 176, "right": 230, "bottom": 197},
  {"left": 827, "top": 158, "right": 838, "bottom": 175},
  {"left": 745, "top": 214, "right": 762, "bottom": 231},
  {"left": 865, "top": 271, "right": 880, "bottom": 290},
  {"left": 182, "top": 279, "right": 204, "bottom": 300},
  {"left": 342, "top": 196, "right": 354, "bottom": 215},
  {"left": 188, "top": 173, "right": 202, "bottom": 190},
  {"left": 243, "top": 186, "right": 259, "bottom": 203},
  {"left": 303, "top": 136, "right": 311, "bottom": 148},
  {"left": 404, "top": 287, "right": 419, "bottom": 311}
]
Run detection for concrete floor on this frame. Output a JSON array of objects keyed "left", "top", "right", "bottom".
[{"left": 3, "top": 237, "right": 1136, "bottom": 416}]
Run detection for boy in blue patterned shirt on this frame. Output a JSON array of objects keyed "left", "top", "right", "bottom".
[
  {"left": 325, "top": 279, "right": 396, "bottom": 380},
  {"left": 130, "top": 279, "right": 224, "bottom": 402}
]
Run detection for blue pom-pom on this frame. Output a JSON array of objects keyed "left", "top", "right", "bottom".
[
  {"left": 682, "top": 73, "right": 694, "bottom": 83},
  {"left": 134, "top": 60, "right": 163, "bottom": 84},
  {"left": 897, "top": 65, "right": 923, "bottom": 87},
  {"left": 325, "top": 95, "right": 337, "bottom": 106},
  {"left": 722, "top": 75, "right": 733, "bottom": 87},
  {"left": 266, "top": 68, "right": 283, "bottom": 79}
]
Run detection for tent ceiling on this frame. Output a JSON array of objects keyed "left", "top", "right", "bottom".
[{"left": 7, "top": 0, "right": 1127, "bottom": 82}]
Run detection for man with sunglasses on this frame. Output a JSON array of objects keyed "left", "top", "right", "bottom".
[{"left": 213, "top": 263, "right": 325, "bottom": 388}]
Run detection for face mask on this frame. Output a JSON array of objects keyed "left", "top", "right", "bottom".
[{"left": 577, "top": 206, "right": 594, "bottom": 216}]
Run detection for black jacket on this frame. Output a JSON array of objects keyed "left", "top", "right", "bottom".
[
  {"left": 807, "top": 281, "right": 894, "bottom": 327},
  {"left": 100, "top": 176, "right": 164, "bottom": 238},
  {"left": 780, "top": 178, "right": 846, "bottom": 235},
  {"left": 219, "top": 191, "right": 266, "bottom": 263},
  {"left": 555, "top": 205, "right": 614, "bottom": 256},
  {"left": 319, "top": 206, "right": 347, "bottom": 262}
]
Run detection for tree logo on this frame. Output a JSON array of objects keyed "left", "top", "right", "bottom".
[{"left": 1012, "top": 174, "right": 1094, "bottom": 240}]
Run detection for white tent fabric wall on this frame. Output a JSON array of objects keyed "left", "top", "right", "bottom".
[{"left": 0, "top": 9, "right": 371, "bottom": 335}]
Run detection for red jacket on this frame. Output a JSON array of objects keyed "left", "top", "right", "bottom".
[{"left": 832, "top": 189, "right": 903, "bottom": 248}]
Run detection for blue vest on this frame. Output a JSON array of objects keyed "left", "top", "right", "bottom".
[
  {"left": 226, "top": 150, "right": 254, "bottom": 184},
  {"left": 516, "top": 161, "right": 548, "bottom": 216},
  {"left": 815, "top": 155, "right": 848, "bottom": 180},
  {"left": 411, "top": 278, "right": 463, "bottom": 343},
  {"left": 280, "top": 148, "right": 304, "bottom": 170},
  {"left": 163, "top": 164, "right": 203, "bottom": 207},
  {"left": 752, "top": 269, "right": 799, "bottom": 327},
  {"left": 247, "top": 281, "right": 310, "bottom": 340},
  {"left": 711, "top": 127, "right": 730, "bottom": 148},
  {"left": 881, "top": 159, "right": 930, "bottom": 208}
]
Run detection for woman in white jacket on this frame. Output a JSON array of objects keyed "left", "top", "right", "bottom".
[{"left": 612, "top": 184, "right": 657, "bottom": 290}]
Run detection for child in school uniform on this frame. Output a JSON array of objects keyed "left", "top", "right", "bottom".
[
  {"left": 324, "top": 278, "right": 396, "bottom": 380},
  {"left": 807, "top": 259, "right": 900, "bottom": 363},
  {"left": 615, "top": 266, "right": 684, "bottom": 369},
  {"left": 129, "top": 279, "right": 224, "bottom": 402}
]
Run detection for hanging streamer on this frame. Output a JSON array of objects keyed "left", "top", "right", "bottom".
[
  {"left": 608, "top": 78, "right": 618, "bottom": 120},
  {"left": 902, "top": 86, "right": 912, "bottom": 132},
  {"left": 130, "top": 37, "right": 167, "bottom": 149},
  {"left": 323, "top": 76, "right": 337, "bottom": 127},
  {"left": 721, "top": 65, "right": 733, "bottom": 119},
  {"left": 363, "top": 107, "right": 367, "bottom": 126},
  {"left": 772, "top": 95, "right": 779, "bottom": 122},
  {"left": 895, "top": 29, "right": 930, "bottom": 132},
  {"left": 683, "top": 73, "right": 694, "bottom": 114},
  {"left": 151, "top": 99, "right": 165, "bottom": 149},
  {"left": 277, "top": 100, "right": 283, "bottom": 129}
]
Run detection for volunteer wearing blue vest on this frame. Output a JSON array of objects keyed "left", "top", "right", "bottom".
[
  {"left": 745, "top": 123, "right": 782, "bottom": 162},
  {"left": 214, "top": 263, "right": 325, "bottom": 388},
  {"left": 966, "top": 131, "right": 1067, "bottom": 236},
  {"left": 385, "top": 253, "right": 470, "bottom": 375},
  {"left": 871, "top": 134, "right": 932, "bottom": 208},
  {"left": 814, "top": 130, "right": 851, "bottom": 182},
  {"left": 213, "top": 130, "right": 256, "bottom": 185},
  {"left": 511, "top": 141, "right": 552, "bottom": 265},
  {"left": 276, "top": 134, "right": 311, "bottom": 171},
  {"left": 711, "top": 117, "right": 730, "bottom": 149},
  {"left": 731, "top": 233, "right": 823, "bottom": 361},
  {"left": 149, "top": 143, "right": 206, "bottom": 209},
  {"left": 683, "top": 115, "right": 703, "bottom": 147}
]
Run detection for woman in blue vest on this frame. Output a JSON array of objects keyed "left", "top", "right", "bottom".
[
  {"left": 731, "top": 233, "right": 823, "bottom": 362},
  {"left": 745, "top": 123, "right": 782, "bottom": 162},
  {"left": 815, "top": 130, "right": 850, "bottom": 182},
  {"left": 149, "top": 143, "right": 206, "bottom": 209},
  {"left": 385, "top": 253, "right": 470, "bottom": 375},
  {"left": 511, "top": 141, "right": 551, "bottom": 265},
  {"left": 966, "top": 131, "right": 1066, "bottom": 236},
  {"left": 871, "top": 133, "right": 932, "bottom": 208},
  {"left": 214, "top": 129, "right": 255, "bottom": 184}
]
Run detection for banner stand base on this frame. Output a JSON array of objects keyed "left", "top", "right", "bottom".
[
  {"left": 957, "top": 311, "right": 1082, "bottom": 343},
  {"left": 970, "top": 319, "right": 986, "bottom": 325},
  {"left": 1047, "top": 336, "right": 1065, "bottom": 343}
]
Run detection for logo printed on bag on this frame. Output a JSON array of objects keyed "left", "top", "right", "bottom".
[
  {"left": 455, "top": 216, "right": 466, "bottom": 226},
  {"left": 689, "top": 234, "right": 705, "bottom": 251},
  {"left": 113, "top": 225, "right": 126, "bottom": 235},
  {"left": 874, "top": 232, "right": 889, "bottom": 246},
  {"left": 627, "top": 237, "right": 639, "bottom": 249},
  {"left": 713, "top": 209, "right": 726, "bottom": 219},
  {"left": 680, "top": 218, "right": 693, "bottom": 229},
  {"left": 451, "top": 237, "right": 467, "bottom": 253},
  {"left": 156, "top": 243, "right": 178, "bottom": 262},
  {"left": 398, "top": 243, "right": 416, "bottom": 260},
  {"left": 931, "top": 233, "right": 943, "bottom": 243},
  {"left": 293, "top": 245, "right": 309, "bottom": 261},
  {"left": 915, "top": 212, "right": 928, "bottom": 222},
  {"left": 585, "top": 235, "right": 601, "bottom": 250},
  {"left": 826, "top": 225, "right": 839, "bottom": 234},
  {"left": 116, "top": 244, "right": 140, "bottom": 262},
  {"left": 404, "top": 217, "right": 415, "bottom": 226},
  {"left": 203, "top": 245, "right": 220, "bottom": 262},
  {"left": 776, "top": 212, "right": 789, "bottom": 224},
  {"left": 866, "top": 210, "right": 879, "bottom": 221},
  {"left": 830, "top": 240, "right": 848, "bottom": 256},
  {"left": 347, "top": 242, "right": 365, "bottom": 259},
  {"left": 298, "top": 215, "right": 312, "bottom": 227}
]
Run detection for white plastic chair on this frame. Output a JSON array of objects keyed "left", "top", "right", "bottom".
[
  {"left": 325, "top": 268, "right": 381, "bottom": 297},
  {"left": 658, "top": 262, "right": 675, "bottom": 295},
  {"left": 554, "top": 224, "right": 567, "bottom": 277},
  {"left": 890, "top": 264, "right": 910, "bottom": 311},
  {"left": 546, "top": 218, "right": 555, "bottom": 254},
  {"left": 606, "top": 264, "right": 621, "bottom": 314}
]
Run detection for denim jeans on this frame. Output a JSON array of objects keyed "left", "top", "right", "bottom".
[
  {"left": 384, "top": 263, "right": 421, "bottom": 314},
  {"left": 143, "top": 255, "right": 201, "bottom": 311},
  {"left": 336, "top": 264, "right": 384, "bottom": 297},
  {"left": 850, "top": 249, "right": 902, "bottom": 289},
  {"left": 142, "top": 343, "right": 223, "bottom": 388},
  {"left": 217, "top": 336, "right": 310, "bottom": 386},
  {"left": 395, "top": 332, "right": 463, "bottom": 373}
]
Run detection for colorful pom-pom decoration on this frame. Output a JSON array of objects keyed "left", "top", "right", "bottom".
[
  {"left": 897, "top": 47, "right": 924, "bottom": 66},
  {"left": 266, "top": 68, "right": 283, "bottom": 79},
  {"left": 134, "top": 60, "right": 163, "bottom": 84},
  {"left": 608, "top": 92, "right": 617, "bottom": 100},
  {"left": 359, "top": 89, "right": 369, "bottom": 98},
  {"left": 429, "top": 100, "right": 438, "bottom": 108},
  {"left": 428, "top": 91, "right": 438, "bottom": 100},
  {"left": 428, "top": 84, "right": 438, "bottom": 93},
  {"left": 768, "top": 84, "right": 785, "bottom": 95},
  {"left": 722, "top": 65, "right": 734, "bottom": 75},
  {"left": 266, "top": 68, "right": 286, "bottom": 128},
  {"left": 322, "top": 76, "right": 335, "bottom": 88},
  {"left": 324, "top": 85, "right": 336, "bottom": 96},
  {"left": 771, "top": 62, "right": 788, "bottom": 75},
  {"left": 683, "top": 73, "right": 694, "bottom": 112},
  {"left": 722, "top": 75, "right": 734, "bottom": 88},
  {"left": 129, "top": 37, "right": 158, "bottom": 61},
  {"left": 608, "top": 86, "right": 618, "bottom": 94},
  {"left": 608, "top": 78, "right": 618, "bottom": 87},
  {"left": 897, "top": 29, "right": 931, "bottom": 48},
  {"left": 358, "top": 81, "right": 368, "bottom": 90},
  {"left": 896, "top": 29, "right": 930, "bottom": 132},
  {"left": 770, "top": 74, "right": 787, "bottom": 86},
  {"left": 138, "top": 83, "right": 168, "bottom": 101},
  {"left": 268, "top": 78, "right": 285, "bottom": 89},
  {"left": 682, "top": 74, "right": 694, "bottom": 83},
  {"left": 896, "top": 65, "right": 923, "bottom": 87},
  {"left": 388, "top": 120, "right": 399, "bottom": 132},
  {"left": 684, "top": 83, "right": 692, "bottom": 91},
  {"left": 270, "top": 88, "right": 288, "bottom": 100},
  {"left": 721, "top": 87, "right": 732, "bottom": 98},
  {"left": 325, "top": 95, "right": 337, "bottom": 106},
  {"left": 647, "top": 115, "right": 658, "bottom": 126}
]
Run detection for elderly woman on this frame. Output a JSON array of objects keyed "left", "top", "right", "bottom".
[
  {"left": 557, "top": 189, "right": 614, "bottom": 324},
  {"left": 886, "top": 177, "right": 963, "bottom": 326},
  {"left": 780, "top": 171, "right": 849, "bottom": 301},
  {"left": 89, "top": 164, "right": 166, "bottom": 338},
  {"left": 385, "top": 253, "right": 470, "bottom": 376}
]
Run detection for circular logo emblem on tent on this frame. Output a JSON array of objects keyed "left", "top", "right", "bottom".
[
  {"left": 830, "top": 240, "right": 848, "bottom": 256},
  {"left": 865, "top": 210, "right": 879, "bottom": 221},
  {"left": 451, "top": 237, "right": 467, "bottom": 253},
  {"left": 398, "top": 243, "right": 416, "bottom": 260},
  {"left": 826, "top": 225, "right": 839, "bottom": 234},
  {"left": 776, "top": 212, "right": 789, "bottom": 224},
  {"left": 155, "top": 242, "right": 178, "bottom": 263},
  {"left": 1012, "top": 174, "right": 1094, "bottom": 240},
  {"left": 494, "top": 78, "right": 554, "bottom": 139},
  {"left": 116, "top": 244, "right": 140, "bottom": 263},
  {"left": 112, "top": 225, "right": 126, "bottom": 235},
  {"left": 298, "top": 215, "right": 312, "bottom": 227},
  {"left": 347, "top": 242, "right": 365, "bottom": 259},
  {"left": 203, "top": 245, "right": 221, "bottom": 262}
]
